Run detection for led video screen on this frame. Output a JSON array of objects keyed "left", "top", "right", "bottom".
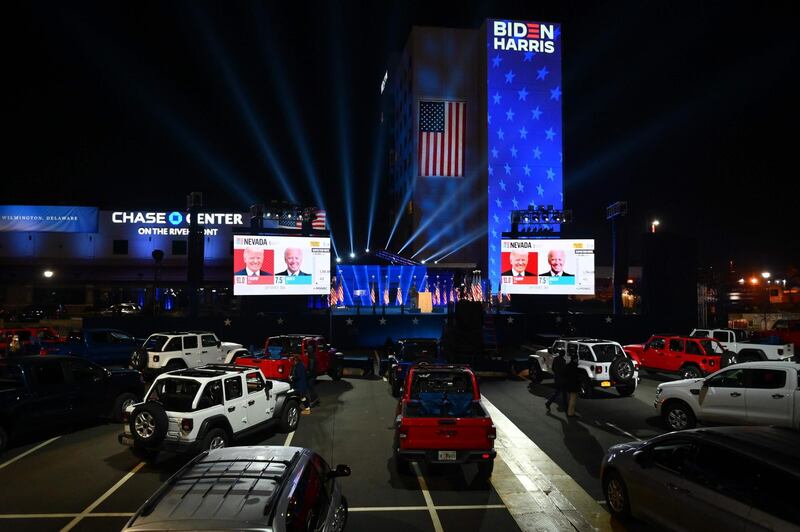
[
  {"left": 233, "top": 235, "right": 330, "bottom": 295},
  {"left": 500, "top": 239, "right": 594, "bottom": 295}
]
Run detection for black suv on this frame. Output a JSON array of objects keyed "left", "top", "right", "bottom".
[{"left": 0, "top": 356, "right": 144, "bottom": 453}]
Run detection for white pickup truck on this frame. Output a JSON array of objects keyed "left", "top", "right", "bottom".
[
  {"left": 655, "top": 361, "right": 800, "bottom": 431},
  {"left": 690, "top": 328, "right": 794, "bottom": 362}
]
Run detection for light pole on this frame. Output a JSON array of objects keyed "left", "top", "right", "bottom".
[
  {"left": 650, "top": 220, "right": 660, "bottom": 233},
  {"left": 761, "top": 271, "right": 771, "bottom": 330}
]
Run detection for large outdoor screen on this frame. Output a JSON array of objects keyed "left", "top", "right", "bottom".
[
  {"left": 232, "top": 235, "right": 330, "bottom": 295},
  {"left": 500, "top": 239, "right": 594, "bottom": 295}
]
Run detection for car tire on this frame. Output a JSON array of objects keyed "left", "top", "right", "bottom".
[
  {"left": 201, "top": 428, "right": 229, "bottom": 451},
  {"left": 616, "top": 385, "right": 635, "bottom": 397},
  {"left": 528, "top": 361, "right": 543, "bottom": 384},
  {"left": 475, "top": 460, "right": 494, "bottom": 485},
  {"left": 578, "top": 374, "right": 594, "bottom": 398},
  {"left": 610, "top": 357, "right": 635, "bottom": 382},
  {"left": 0, "top": 426, "right": 8, "bottom": 454},
  {"left": 331, "top": 496, "right": 348, "bottom": 532},
  {"left": 679, "top": 364, "right": 702, "bottom": 380},
  {"left": 663, "top": 401, "right": 696, "bottom": 431},
  {"left": 603, "top": 470, "right": 631, "bottom": 520},
  {"left": 279, "top": 400, "right": 300, "bottom": 432},
  {"left": 129, "top": 403, "right": 168, "bottom": 447},
  {"left": 130, "top": 348, "right": 148, "bottom": 371},
  {"left": 112, "top": 392, "right": 139, "bottom": 422},
  {"left": 329, "top": 363, "right": 343, "bottom": 381}
]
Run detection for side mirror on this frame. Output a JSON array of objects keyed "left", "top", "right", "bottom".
[
  {"left": 264, "top": 381, "right": 273, "bottom": 391},
  {"left": 329, "top": 464, "right": 351, "bottom": 478},
  {"left": 217, "top": 341, "right": 222, "bottom": 348},
  {"left": 633, "top": 450, "right": 651, "bottom": 468},
  {"left": 547, "top": 347, "right": 554, "bottom": 354}
]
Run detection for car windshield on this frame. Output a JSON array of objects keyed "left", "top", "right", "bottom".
[
  {"left": 699, "top": 339, "right": 724, "bottom": 354},
  {"left": 0, "top": 364, "right": 24, "bottom": 390},
  {"left": 266, "top": 337, "right": 303, "bottom": 357},
  {"left": 146, "top": 378, "right": 202, "bottom": 412},
  {"left": 591, "top": 344, "right": 624, "bottom": 362},
  {"left": 144, "top": 335, "right": 169, "bottom": 352},
  {"left": 401, "top": 342, "right": 438, "bottom": 360}
]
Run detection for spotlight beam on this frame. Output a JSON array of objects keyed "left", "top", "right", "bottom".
[
  {"left": 385, "top": 182, "right": 416, "bottom": 250},
  {"left": 192, "top": 11, "right": 298, "bottom": 203},
  {"left": 425, "top": 227, "right": 486, "bottom": 263},
  {"left": 366, "top": 122, "right": 387, "bottom": 253},
  {"left": 410, "top": 200, "right": 482, "bottom": 258}
]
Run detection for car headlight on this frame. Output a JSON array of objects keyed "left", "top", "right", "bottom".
[{"left": 655, "top": 387, "right": 662, "bottom": 399}]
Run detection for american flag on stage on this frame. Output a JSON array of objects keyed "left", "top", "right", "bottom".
[
  {"left": 370, "top": 285, "right": 376, "bottom": 305},
  {"left": 396, "top": 286, "right": 403, "bottom": 306},
  {"left": 337, "top": 281, "right": 344, "bottom": 306},
  {"left": 452, "top": 287, "right": 458, "bottom": 302},
  {"left": 329, "top": 282, "right": 337, "bottom": 307},
  {"left": 433, "top": 284, "right": 440, "bottom": 306},
  {"left": 419, "top": 100, "right": 466, "bottom": 177},
  {"left": 383, "top": 287, "right": 389, "bottom": 306}
]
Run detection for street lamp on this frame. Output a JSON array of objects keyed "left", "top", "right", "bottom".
[
  {"left": 43, "top": 270, "right": 54, "bottom": 278},
  {"left": 650, "top": 220, "right": 660, "bottom": 233},
  {"left": 761, "top": 271, "right": 771, "bottom": 330}
]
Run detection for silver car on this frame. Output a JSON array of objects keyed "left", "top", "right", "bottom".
[
  {"left": 123, "top": 446, "right": 350, "bottom": 531},
  {"left": 601, "top": 426, "right": 799, "bottom": 531}
]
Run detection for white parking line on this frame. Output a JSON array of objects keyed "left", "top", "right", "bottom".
[
  {"left": 0, "top": 513, "right": 134, "bottom": 519},
  {"left": 604, "top": 422, "right": 642, "bottom": 441},
  {"left": 284, "top": 430, "right": 295, "bottom": 447},
  {"left": 349, "top": 504, "right": 507, "bottom": 512},
  {"left": 413, "top": 462, "right": 444, "bottom": 532},
  {"left": 0, "top": 436, "right": 61, "bottom": 471},
  {"left": 60, "top": 462, "right": 145, "bottom": 532}
]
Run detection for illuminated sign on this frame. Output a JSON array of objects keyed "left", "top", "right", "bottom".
[
  {"left": 0, "top": 205, "right": 98, "bottom": 233},
  {"left": 486, "top": 19, "right": 563, "bottom": 286},
  {"left": 491, "top": 20, "right": 557, "bottom": 53},
  {"left": 111, "top": 212, "right": 244, "bottom": 225}
]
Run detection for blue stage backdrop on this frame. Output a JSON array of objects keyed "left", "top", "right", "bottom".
[
  {"left": 486, "top": 20, "right": 563, "bottom": 287},
  {"left": 335, "top": 265, "right": 455, "bottom": 308},
  {"left": 0, "top": 205, "right": 98, "bottom": 233}
]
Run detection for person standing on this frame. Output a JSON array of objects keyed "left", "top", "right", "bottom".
[
  {"left": 290, "top": 354, "right": 311, "bottom": 412},
  {"left": 564, "top": 354, "right": 581, "bottom": 417},
  {"left": 545, "top": 352, "right": 567, "bottom": 411}
]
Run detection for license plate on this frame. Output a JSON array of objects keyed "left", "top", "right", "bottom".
[
  {"left": 600, "top": 381, "right": 611, "bottom": 387},
  {"left": 438, "top": 451, "right": 457, "bottom": 461}
]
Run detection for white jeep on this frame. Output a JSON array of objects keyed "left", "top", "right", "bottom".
[
  {"left": 528, "top": 338, "right": 639, "bottom": 397},
  {"left": 119, "top": 364, "right": 302, "bottom": 455},
  {"left": 130, "top": 331, "right": 249, "bottom": 376}
]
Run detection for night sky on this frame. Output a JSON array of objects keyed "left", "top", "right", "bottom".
[{"left": 7, "top": 1, "right": 799, "bottom": 273}]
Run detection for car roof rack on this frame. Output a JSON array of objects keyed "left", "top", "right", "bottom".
[{"left": 200, "top": 364, "right": 252, "bottom": 373}]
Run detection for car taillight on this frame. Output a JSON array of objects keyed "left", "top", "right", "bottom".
[
  {"left": 278, "top": 366, "right": 284, "bottom": 373},
  {"left": 482, "top": 453, "right": 491, "bottom": 459},
  {"left": 596, "top": 366, "right": 603, "bottom": 374},
  {"left": 181, "top": 418, "right": 193, "bottom": 433},
  {"left": 487, "top": 425, "right": 496, "bottom": 440},
  {"left": 39, "top": 348, "right": 47, "bottom": 356}
]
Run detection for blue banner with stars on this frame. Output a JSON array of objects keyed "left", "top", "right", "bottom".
[{"left": 486, "top": 20, "right": 563, "bottom": 287}]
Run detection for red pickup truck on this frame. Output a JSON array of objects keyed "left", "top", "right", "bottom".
[
  {"left": 752, "top": 319, "right": 800, "bottom": 356},
  {"left": 236, "top": 334, "right": 344, "bottom": 381},
  {"left": 393, "top": 364, "right": 496, "bottom": 483},
  {"left": 624, "top": 335, "right": 735, "bottom": 379}
]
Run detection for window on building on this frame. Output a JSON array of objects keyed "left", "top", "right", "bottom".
[
  {"left": 113, "top": 240, "right": 128, "bottom": 255},
  {"left": 172, "top": 240, "right": 187, "bottom": 255}
]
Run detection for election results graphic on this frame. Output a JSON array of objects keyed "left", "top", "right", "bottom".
[
  {"left": 501, "top": 239, "right": 595, "bottom": 295},
  {"left": 486, "top": 20, "right": 563, "bottom": 287}
]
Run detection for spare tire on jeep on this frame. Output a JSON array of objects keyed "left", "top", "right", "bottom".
[
  {"left": 720, "top": 351, "right": 737, "bottom": 368},
  {"left": 609, "top": 357, "right": 635, "bottom": 382},
  {"left": 130, "top": 347, "right": 148, "bottom": 371},
  {"left": 129, "top": 402, "right": 168, "bottom": 447}
]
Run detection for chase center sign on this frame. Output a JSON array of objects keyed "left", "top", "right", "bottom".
[{"left": 111, "top": 211, "right": 244, "bottom": 237}]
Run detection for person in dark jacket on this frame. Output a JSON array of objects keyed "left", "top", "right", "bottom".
[
  {"left": 563, "top": 355, "right": 581, "bottom": 417},
  {"left": 290, "top": 355, "right": 311, "bottom": 410},
  {"left": 545, "top": 353, "right": 568, "bottom": 411}
]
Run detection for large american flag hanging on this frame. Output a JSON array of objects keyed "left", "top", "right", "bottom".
[{"left": 418, "top": 100, "right": 466, "bottom": 177}]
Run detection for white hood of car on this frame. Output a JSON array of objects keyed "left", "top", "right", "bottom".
[
  {"left": 658, "top": 377, "right": 704, "bottom": 390},
  {"left": 221, "top": 342, "right": 243, "bottom": 350},
  {"left": 270, "top": 380, "right": 292, "bottom": 395}
]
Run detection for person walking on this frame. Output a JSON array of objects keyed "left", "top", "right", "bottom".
[
  {"left": 290, "top": 354, "right": 312, "bottom": 413},
  {"left": 545, "top": 352, "right": 567, "bottom": 411},
  {"left": 563, "top": 354, "right": 581, "bottom": 417}
]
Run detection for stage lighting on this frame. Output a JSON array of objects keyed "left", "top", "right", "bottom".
[
  {"left": 365, "top": 248, "right": 370, "bottom": 253},
  {"left": 421, "top": 260, "right": 426, "bottom": 264},
  {"left": 349, "top": 252, "right": 356, "bottom": 259},
  {"left": 336, "top": 257, "right": 342, "bottom": 263}
]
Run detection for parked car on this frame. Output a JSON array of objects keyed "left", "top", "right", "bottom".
[
  {"left": 654, "top": 361, "right": 800, "bottom": 431},
  {"left": 393, "top": 364, "right": 496, "bottom": 483},
  {"left": 100, "top": 303, "right": 143, "bottom": 316},
  {"left": 236, "top": 334, "right": 344, "bottom": 382},
  {"left": 601, "top": 426, "right": 799, "bottom": 530},
  {"left": 39, "top": 328, "right": 140, "bottom": 366},
  {"left": 387, "top": 338, "right": 445, "bottom": 396},
  {"left": 15, "top": 304, "right": 68, "bottom": 322},
  {"left": 752, "top": 319, "right": 800, "bottom": 354},
  {"left": 625, "top": 335, "right": 736, "bottom": 380},
  {"left": 690, "top": 328, "right": 794, "bottom": 361},
  {"left": 122, "top": 446, "right": 350, "bottom": 532},
  {"left": 129, "top": 331, "right": 248, "bottom": 377},
  {"left": 530, "top": 338, "right": 639, "bottom": 397},
  {"left": 0, "top": 356, "right": 144, "bottom": 453},
  {"left": 119, "top": 365, "right": 302, "bottom": 456},
  {"left": 0, "top": 326, "right": 63, "bottom": 354}
]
